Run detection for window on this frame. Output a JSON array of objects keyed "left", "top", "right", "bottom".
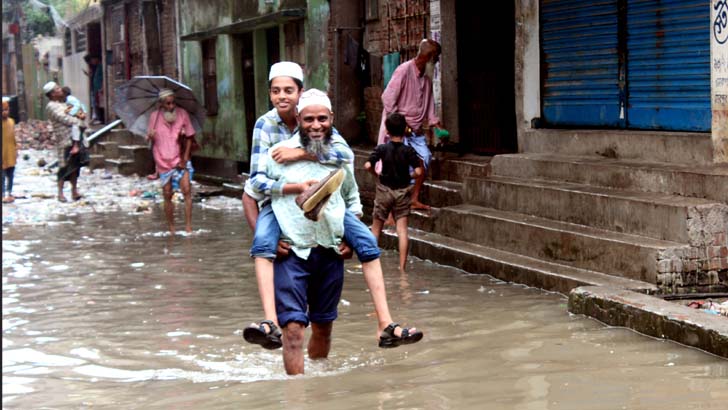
[
  {"left": 366, "top": 0, "right": 379, "bottom": 21},
  {"left": 64, "top": 30, "right": 72, "bottom": 56},
  {"left": 75, "top": 29, "right": 87, "bottom": 53},
  {"left": 202, "top": 39, "right": 218, "bottom": 116}
]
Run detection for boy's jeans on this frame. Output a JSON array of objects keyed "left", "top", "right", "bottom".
[{"left": 250, "top": 205, "right": 381, "bottom": 262}]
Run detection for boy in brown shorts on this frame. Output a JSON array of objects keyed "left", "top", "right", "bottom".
[{"left": 364, "top": 112, "right": 424, "bottom": 271}]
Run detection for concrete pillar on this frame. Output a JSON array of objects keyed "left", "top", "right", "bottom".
[
  {"left": 515, "top": 0, "right": 540, "bottom": 148},
  {"left": 712, "top": 0, "right": 728, "bottom": 163}
]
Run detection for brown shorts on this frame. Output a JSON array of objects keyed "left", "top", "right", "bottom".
[{"left": 373, "top": 183, "right": 413, "bottom": 222}]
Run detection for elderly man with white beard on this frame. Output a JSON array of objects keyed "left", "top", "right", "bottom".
[
  {"left": 377, "top": 38, "right": 443, "bottom": 211},
  {"left": 263, "top": 89, "right": 422, "bottom": 375},
  {"left": 147, "top": 89, "right": 196, "bottom": 234}
]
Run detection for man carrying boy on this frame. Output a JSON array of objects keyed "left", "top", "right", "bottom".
[
  {"left": 365, "top": 113, "right": 423, "bottom": 272},
  {"left": 242, "top": 64, "right": 420, "bottom": 350},
  {"left": 265, "top": 90, "right": 423, "bottom": 374}
]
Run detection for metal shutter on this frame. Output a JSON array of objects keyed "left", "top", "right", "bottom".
[
  {"left": 626, "top": 0, "right": 711, "bottom": 131},
  {"left": 541, "top": 0, "right": 621, "bottom": 127}
]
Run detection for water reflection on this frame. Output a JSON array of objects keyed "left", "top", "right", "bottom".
[{"left": 3, "top": 210, "right": 727, "bottom": 409}]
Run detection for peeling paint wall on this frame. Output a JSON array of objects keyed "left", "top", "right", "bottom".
[
  {"left": 712, "top": 0, "right": 728, "bottom": 163},
  {"left": 177, "top": 0, "right": 313, "bottom": 166},
  {"left": 305, "top": 0, "right": 329, "bottom": 90}
]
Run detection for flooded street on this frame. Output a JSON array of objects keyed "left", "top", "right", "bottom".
[{"left": 3, "top": 205, "right": 727, "bottom": 409}]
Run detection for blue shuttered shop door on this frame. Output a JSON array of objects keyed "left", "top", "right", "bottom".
[
  {"left": 626, "top": 0, "right": 711, "bottom": 131},
  {"left": 540, "top": 0, "right": 711, "bottom": 131},
  {"left": 541, "top": 0, "right": 621, "bottom": 127}
]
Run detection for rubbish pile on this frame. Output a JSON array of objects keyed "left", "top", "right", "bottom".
[
  {"left": 14, "top": 120, "right": 55, "bottom": 150},
  {"left": 2, "top": 149, "right": 241, "bottom": 226},
  {"left": 684, "top": 298, "right": 728, "bottom": 318}
]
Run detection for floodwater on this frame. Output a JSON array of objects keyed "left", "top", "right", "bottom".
[{"left": 3, "top": 209, "right": 728, "bottom": 410}]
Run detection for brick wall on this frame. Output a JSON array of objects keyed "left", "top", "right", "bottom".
[
  {"left": 159, "top": 0, "right": 179, "bottom": 79},
  {"left": 361, "top": 0, "right": 430, "bottom": 143}
]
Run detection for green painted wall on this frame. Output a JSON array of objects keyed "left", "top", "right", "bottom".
[
  {"left": 305, "top": 0, "right": 329, "bottom": 91},
  {"left": 177, "top": 0, "right": 327, "bottom": 164}
]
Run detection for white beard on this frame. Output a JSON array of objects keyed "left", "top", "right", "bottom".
[
  {"left": 163, "top": 109, "right": 177, "bottom": 123},
  {"left": 424, "top": 61, "right": 436, "bottom": 79}
]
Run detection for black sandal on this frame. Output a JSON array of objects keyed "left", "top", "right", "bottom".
[
  {"left": 243, "top": 319, "right": 282, "bottom": 350},
  {"left": 378, "top": 322, "right": 423, "bottom": 348}
]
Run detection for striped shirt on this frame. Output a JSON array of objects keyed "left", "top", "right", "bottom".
[{"left": 243, "top": 108, "right": 354, "bottom": 206}]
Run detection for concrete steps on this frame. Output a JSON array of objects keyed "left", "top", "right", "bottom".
[
  {"left": 463, "top": 175, "right": 721, "bottom": 242},
  {"left": 118, "top": 145, "right": 154, "bottom": 176},
  {"left": 363, "top": 147, "right": 727, "bottom": 293},
  {"left": 491, "top": 153, "right": 728, "bottom": 202},
  {"left": 90, "top": 129, "right": 153, "bottom": 177},
  {"left": 104, "top": 158, "right": 137, "bottom": 176},
  {"left": 408, "top": 204, "right": 688, "bottom": 282},
  {"left": 380, "top": 228, "right": 658, "bottom": 295},
  {"left": 94, "top": 141, "right": 119, "bottom": 159}
]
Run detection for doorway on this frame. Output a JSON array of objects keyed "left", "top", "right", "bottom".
[{"left": 455, "top": 1, "right": 517, "bottom": 154}]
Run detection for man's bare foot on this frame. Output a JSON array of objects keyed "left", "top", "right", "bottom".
[
  {"left": 2, "top": 196, "right": 14, "bottom": 203},
  {"left": 58, "top": 195, "right": 68, "bottom": 203},
  {"left": 411, "top": 201, "right": 431, "bottom": 210},
  {"left": 185, "top": 226, "right": 192, "bottom": 234},
  {"left": 399, "top": 265, "right": 406, "bottom": 272}
]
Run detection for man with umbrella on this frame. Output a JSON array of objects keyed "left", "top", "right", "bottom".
[{"left": 147, "top": 88, "right": 196, "bottom": 234}]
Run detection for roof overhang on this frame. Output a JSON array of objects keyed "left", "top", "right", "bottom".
[
  {"left": 180, "top": 8, "right": 305, "bottom": 41},
  {"left": 65, "top": 4, "right": 102, "bottom": 30}
]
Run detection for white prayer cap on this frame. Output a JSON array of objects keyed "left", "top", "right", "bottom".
[
  {"left": 43, "top": 81, "right": 58, "bottom": 94},
  {"left": 268, "top": 61, "right": 303, "bottom": 82},
  {"left": 158, "top": 88, "right": 175, "bottom": 100},
  {"left": 297, "top": 89, "right": 332, "bottom": 113}
]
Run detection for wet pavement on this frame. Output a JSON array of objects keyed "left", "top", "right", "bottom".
[{"left": 3, "top": 150, "right": 728, "bottom": 409}]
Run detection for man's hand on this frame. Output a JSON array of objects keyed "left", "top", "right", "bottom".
[
  {"left": 277, "top": 240, "right": 291, "bottom": 258},
  {"left": 147, "top": 130, "right": 156, "bottom": 142},
  {"left": 175, "top": 160, "right": 187, "bottom": 170},
  {"left": 338, "top": 241, "right": 354, "bottom": 260},
  {"left": 271, "top": 146, "right": 305, "bottom": 164},
  {"left": 70, "top": 143, "right": 80, "bottom": 155},
  {"left": 299, "top": 179, "right": 318, "bottom": 193}
]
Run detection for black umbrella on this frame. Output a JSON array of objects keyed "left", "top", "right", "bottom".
[{"left": 112, "top": 76, "right": 206, "bottom": 136}]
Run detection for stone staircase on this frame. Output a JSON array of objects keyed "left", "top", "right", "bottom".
[
  {"left": 90, "top": 129, "right": 155, "bottom": 176},
  {"left": 354, "top": 146, "right": 728, "bottom": 295}
]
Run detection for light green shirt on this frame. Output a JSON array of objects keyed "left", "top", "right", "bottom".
[{"left": 266, "top": 134, "right": 362, "bottom": 260}]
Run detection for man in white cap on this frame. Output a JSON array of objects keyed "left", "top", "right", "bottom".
[
  {"left": 44, "top": 81, "right": 86, "bottom": 202},
  {"left": 241, "top": 61, "right": 354, "bottom": 349},
  {"left": 147, "top": 88, "right": 196, "bottom": 234},
  {"left": 259, "top": 89, "right": 422, "bottom": 375},
  {"left": 242, "top": 65, "right": 422, "bottom": 355}
]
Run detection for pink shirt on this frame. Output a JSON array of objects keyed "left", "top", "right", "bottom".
[
  {"left": 378, "top": 59, "right": 439, "bottom": 144},
  {"left": 148, "top": 108, "right": 195, "bottom": 173}
]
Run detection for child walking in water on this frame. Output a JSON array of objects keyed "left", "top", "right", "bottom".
[{"left": 365, "top": 112, "right": 423, "bottom": 272}]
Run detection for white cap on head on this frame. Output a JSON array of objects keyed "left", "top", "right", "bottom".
[
  {"left": 268, "top": 61, "right": 304, "bottom": 82},
  {"left": 158, "top": 88, "right": 175, "bottom": 100},
  {"left": 43, "top": 81, "right": 58, "bottom": 94},
  {"left": 297, "top": 89, "right": 332, "bottom": 113}
]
